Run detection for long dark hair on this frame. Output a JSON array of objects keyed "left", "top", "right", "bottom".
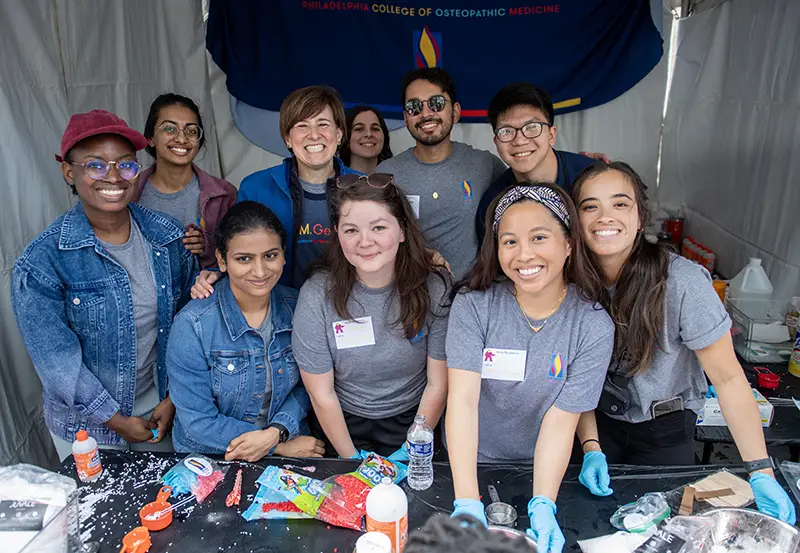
[
  {"left": 339, "top": 106, "right": 393, "bottom": 167},
  {"left": 313, "top": 179, "right": 447, "bottom": 338},
  {"left": 457, "top": 182, "right": 604, "bottom": 305},
  {"left": 144, "top": 93, "right": 206, "bottom": 158},
  {"left": 572, "top": 161, "right": 671, "bottom": 376}
]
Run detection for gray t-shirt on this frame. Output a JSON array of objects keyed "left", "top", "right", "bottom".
[
  {"left": 446, "top": 283, "right": 614, "bottom": 462},
  {"left": 293, "top": 179, "right": 331, "bottom": 289},
  {"left": 611, "top": 254, "right": 731, "bottom": 423},
  {"left": 376, "top": 142, "right": 506, "bottom": 279},
  {"left": 253, "top": 304, "right": 274, "bottom": 429},
  {"left": 292, "top": 271, "right": 450, "bottom": 418},
  {"left": 98, "top": 216, "right": 158, "bottom": 402},
  {"left": 138, "top": 173, "right": 201, "bottom": 228}
]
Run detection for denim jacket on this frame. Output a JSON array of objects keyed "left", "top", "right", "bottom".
[
  {"left": 11, "top": 203, "right": 198, "bottom": 445},
  {"left": 168, "top": 278, "right": 311, "bottom": 454}
]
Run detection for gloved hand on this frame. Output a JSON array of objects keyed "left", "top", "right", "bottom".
[
  {"left": 451, "top": 498, "right": 487, "bottom": 527},
  {"left": 579, "top": 451, "right": 613, "bottom": 496},
  {"left": 343, "top": 450, "right": 366, "bottom": 460},
  {"left": 527, "top": 496, "right": 565, "bottom": 553},
  {"left": 388, "top": 442, "right": 409, "bottom": 462},
  {"left": 750, "top": 471, "right": 797, "bottom": 525}
]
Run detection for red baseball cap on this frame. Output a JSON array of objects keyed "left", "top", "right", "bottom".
[{"left": 55, "top": 110, "right": 147, "bottom": 162}]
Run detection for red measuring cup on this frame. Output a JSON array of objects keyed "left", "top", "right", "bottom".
[{"left": 753, "top": 366, "right": 780, "bottom": 390}]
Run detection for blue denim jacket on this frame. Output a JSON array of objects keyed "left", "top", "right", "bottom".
[
  {"left": 11, "top": 203, "right": 198, "bottom": 445},
  {"left": 168, "top": 278, "right": 311, "bottom": 454}
]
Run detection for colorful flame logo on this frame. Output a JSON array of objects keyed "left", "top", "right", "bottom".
[
  {"left": 549, "top": 353, "right": 563, "bottom": 379},
  {"left": 416, "top": 26, "right": 441, "bottom": 68},
  {"left": 462, "top": 180, "right": 472, "bottom": 199}
]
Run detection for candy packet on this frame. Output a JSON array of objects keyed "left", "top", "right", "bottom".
[
  {"left": 161, "top": 454, "right": 228, "bottom": 502},
  {"left": 242, "top": 486, "right": 311, "bottom": 521},
  {"left": 256, "top": 467, "right": 331, "bottom": 517}
]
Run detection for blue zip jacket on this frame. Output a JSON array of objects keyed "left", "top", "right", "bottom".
[
  {"left": 237, "top": 157, "right": 361, "bottom": 286},
  {"left": 168, "top": 278, "right": 310, "bottom": 454},
  {"left": 11, "top": 203, "right": 198, "bottom": 445}
]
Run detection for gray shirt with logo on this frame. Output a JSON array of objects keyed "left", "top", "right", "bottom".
[
  {"left": 611, "top": 254, "right": 731, "bottom": 423},
  {"left": 446, "top": 283, "right": 614, "bottom": 462},
  {"left": 292, "top": 271, "right": 450, "bottom": 418},
  {"left": 138, "top": 173, "right": 201, "bottom": 228},
  {"left": 98, "top": 216, "right": 158, "bottom": 407},
  {"left": 376, "top": 142, "right": 506, "bottom": 279}
]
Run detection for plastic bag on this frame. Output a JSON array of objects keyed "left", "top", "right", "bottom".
[
  {"left": 634, "top": 516, "right": 713, "bottom": 553},
  {"left": 161, "top": 454, "right": 228, "bottom": 502},
  {"left": 257, "top": 452, "right": 408, "bottom": 530},
  {"left": 778, "top": 460, "right": 800, "bottom": 507},
  {"left": 610, "top": 493, "right": 670, "bottom": 533},
  {"left": 242, "top": 486, "right": 311, "bottom": 521}
]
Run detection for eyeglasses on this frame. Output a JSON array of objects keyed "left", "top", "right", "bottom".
[
  {"left": 68, "top": 159, "right": 142, "bottom": 181},
  {"left": 494, "top": 121, "right": 551, "bottom": 143},
  {"left": 336, "top": 173, "right": 395, "bottom": 189},
  {"left": 157, "top": 122, "right": 203, "bottom": 142},
  {"left": 404, "top": 95, "right": 450, "bottom": 117}
]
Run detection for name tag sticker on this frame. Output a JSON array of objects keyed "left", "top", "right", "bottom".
[
  {"left": 333, "top": 317, "right": 376, "bottom": 350},
  {"left": 481, "top": 348, "right": 526, "bottom": 381},
  {"left": 407, "top": 195, "right": 420, "bottom": 218}
]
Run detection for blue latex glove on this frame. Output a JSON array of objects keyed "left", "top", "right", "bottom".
[
  {"left": 527, "top": 496, "right": 565, "bottom": 553},
  {"left": 579, "top": 451, "right": 613, "bottom": 496},
  {"left": 348, "top": 451, "right": 366, "bottom": 460},
  {"left": 388, "top": 442, "right": 409, "bottom": 462},
  {"left": 451, "top": 498, "right": 487, "bottom": 527},
  {"left": 750, "top": 472, "right": 797, "bottom": 525}
]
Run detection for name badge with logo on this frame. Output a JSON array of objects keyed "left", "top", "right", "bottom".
[
  {"left": 481, "top": 348, "right": 526, "bottom": 382},
  {"left": 333, "top": 317, "right": 376, "bottom": 350}
]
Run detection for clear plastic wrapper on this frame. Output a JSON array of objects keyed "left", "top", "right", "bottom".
[
  {"left": 610, "top": 493, "right": 671, "bottom": 533},
  {"left": 778, "top": 460, "right": 800, "bottom": 507},
  {"left": 161, "top": 454, "right": 228, "bottom": 502},
  {"left": 257, "top": 452, "right": 408, "bottom": 530},
  {"left": 242, "top": 486, "right": 311, "bottom": 521},
  {"left": 634, "top": 516, "right": 713, "bottom": 553}
]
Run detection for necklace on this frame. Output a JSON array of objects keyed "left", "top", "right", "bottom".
[{"left": 513, "top": 285, "right": 568, "bottom": 333}]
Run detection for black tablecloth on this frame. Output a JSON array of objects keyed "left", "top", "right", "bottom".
[{"left": 61, "top": 452, "right": 789, "bottom": 553}]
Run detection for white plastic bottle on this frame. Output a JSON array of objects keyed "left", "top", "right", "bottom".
[
  {"left": 727, "top": 257, "right": 773, "bottom": 318},
  {"left": 73, "top": 430, "right": 102, "bottom": 482},
  {"left": 366, "top": 477, "right": 408, "bottom": 553},
  {"left": 354, "top": 532, "right": 392, "bottom": 553},
  {"left": 406, "top": 414, "right": 434, "bottom": 491}
]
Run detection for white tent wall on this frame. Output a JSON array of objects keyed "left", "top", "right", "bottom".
[
  {"left": 0, "top": 0, "right": 215, "bottom": 465},
  {"left": 660, "top": 0, "right": 800, "bottom": 299}
]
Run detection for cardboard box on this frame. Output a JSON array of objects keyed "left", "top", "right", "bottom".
[{"left": 696, "top": 389, "right": 774, "bottom": 427}]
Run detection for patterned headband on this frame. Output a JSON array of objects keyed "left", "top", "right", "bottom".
[{"left": 492, "top": 185, "right": 571, "bottom": 234}]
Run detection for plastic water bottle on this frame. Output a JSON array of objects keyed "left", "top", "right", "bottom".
[
  {"left": 406, "top": 414, "right": 434, "bottom": 491},
  {"left": 366, "top": 477, "right": 408, "bottom": 552}
]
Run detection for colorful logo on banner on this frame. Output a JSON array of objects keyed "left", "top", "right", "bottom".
[{"left": 413, "top": 26, "right": 442, "bottom": 68}]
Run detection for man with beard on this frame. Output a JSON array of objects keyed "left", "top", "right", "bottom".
[{"left": 376, "top": 68, "right": 507, "bottom": 279}]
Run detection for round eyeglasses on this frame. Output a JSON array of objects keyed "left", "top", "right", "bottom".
[
  {"left": 494, "top": 121, "right": 551, "bottom": 143},
  {"left": 157, "top": 122, "right": 203, "bottom": 142},
  {"left": 68, "top": 159, "right": 141, "bottom": 181}
]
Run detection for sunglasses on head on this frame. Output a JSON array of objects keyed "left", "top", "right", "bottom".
[
  {"left": 336, "top": 173, "right": 396, "bottom": 189},
  {"left": 404, "top": 95, "right": 450, "bottom": 117}
]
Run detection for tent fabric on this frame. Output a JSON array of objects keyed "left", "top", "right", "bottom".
[
  {"left": 0, "top": 0, "right": 217, "bottom": 466},
  {"left": 659, "top": 0, "right": 799, "bottom": 299}
]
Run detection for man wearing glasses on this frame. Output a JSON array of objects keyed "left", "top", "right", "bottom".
[
  {"left": 376, "top": 68, "right": 507, "bottom": 280},
  {"left": 475, "top": 82, "right": 601, "bottom": 243}
]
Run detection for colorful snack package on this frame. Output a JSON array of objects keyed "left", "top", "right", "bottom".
[
  {"left": 257, "top": 467, "right": 331, "bottom": 516},
  {"left": 161, "top": 454, "right": 228, "bottom": 502},
  {"left": 242, "top": 486, "right": 312, "bottom": 521},
  {"left": 315, "top": 451, "right": 408, "bottom": 531}
]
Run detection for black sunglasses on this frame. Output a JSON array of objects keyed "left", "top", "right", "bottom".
[{"left": 404, "top": 95, "right": 450, "bottom": 117}]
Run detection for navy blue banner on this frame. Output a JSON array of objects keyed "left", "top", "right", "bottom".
[{"left": 207, "top": 0, "right": 662, "bottom": 120}]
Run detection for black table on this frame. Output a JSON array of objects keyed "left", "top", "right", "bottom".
[
  {"left": 695, "top": 360, "right": 800, "bottom": 463},
  {"left": 62, "top": 452, "right": 790, "bottom": 552}
]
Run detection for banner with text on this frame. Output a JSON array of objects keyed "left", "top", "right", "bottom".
[{"left": 207, "top": 0, "right": 662, "bottom": 121}]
